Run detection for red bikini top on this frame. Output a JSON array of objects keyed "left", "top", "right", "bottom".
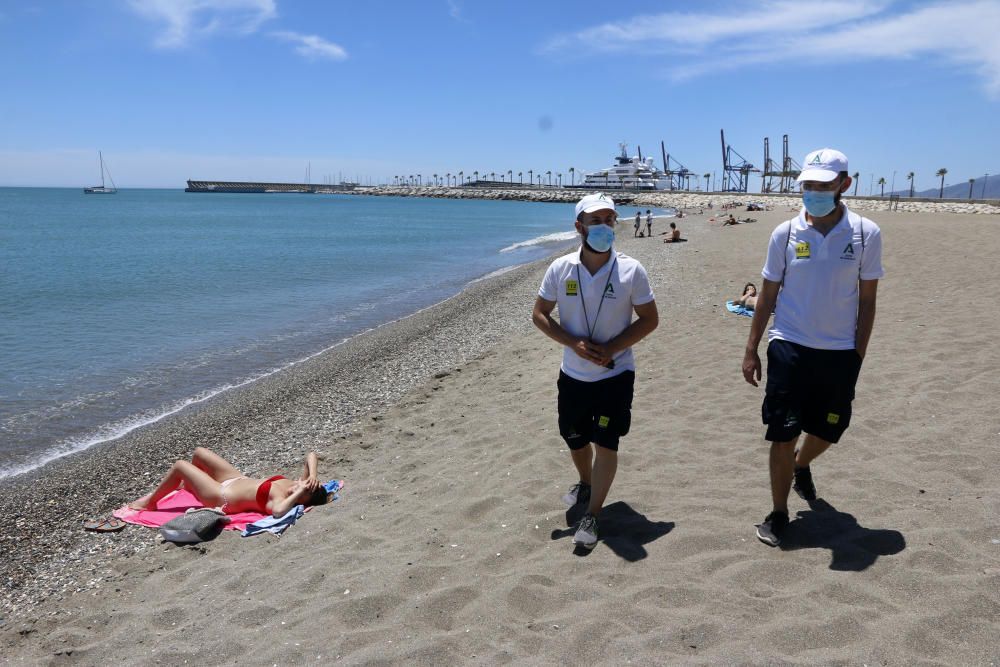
[{"left": 255, "top": 475, "right": 286, "bottom": 511}]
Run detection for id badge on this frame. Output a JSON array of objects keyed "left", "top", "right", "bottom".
[
  {"left": 795, "top": 241, "right": 811, "bottom": 259},
  {"left": 565, "top": 279, "right": 578, "bottom": 296}
]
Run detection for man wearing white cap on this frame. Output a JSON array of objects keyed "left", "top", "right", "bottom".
[
  {"left": 741, "top": 148, "right": 884, "bottom": 547},
  {"left": 532, "top": 193, "right": 659, "bottom": 550}
]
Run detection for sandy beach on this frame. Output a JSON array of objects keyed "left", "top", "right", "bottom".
[{"left": 3, "top": 203, "right": 1000, "bottom": 664}]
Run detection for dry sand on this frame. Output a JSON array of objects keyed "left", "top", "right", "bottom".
[{"left": 4, "top": 206, "right": 1000, "bottom": 665}]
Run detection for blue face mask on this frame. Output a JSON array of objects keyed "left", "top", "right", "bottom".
[
  {"left": 583, "top": 224, "right": 615, "bottom": 253},
  {"left": 802, "top": 189, "right": 837, "bottom": 217}
]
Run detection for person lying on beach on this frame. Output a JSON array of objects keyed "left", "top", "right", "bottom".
[
  {"left": 662, "top": 222, "right": 683, "bottom": 243},
  {"left": 129, "top": 447, "right": 329, "bottom": 518},
  {"left": 733, "top": 282, "right": 757, "bottom": 310}
]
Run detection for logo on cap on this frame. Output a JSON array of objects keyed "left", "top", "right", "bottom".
[{"left": 811, "top": 154, "right": 823, "bottom": 164}]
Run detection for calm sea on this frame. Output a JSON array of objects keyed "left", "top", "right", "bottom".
[{"left": 0, "top": 188, "right": 593, "bottom": 478}]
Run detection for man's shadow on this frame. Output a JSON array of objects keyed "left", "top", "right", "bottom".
[
  {"left": 781, "top": 498, "right": 905, "bottom": 571},
  {"left": 551, "top": 501, "right": 674, "bottom": 561}
]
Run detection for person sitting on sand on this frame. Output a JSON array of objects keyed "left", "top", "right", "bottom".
[
  {"left": 129, "top": 447, "right": 329, "bottom": 518},
  {"left": 722, "top": 214, "right": 738, "bottom": 226},
  {"left": 662, "top": 222, "right": 682, "bottom": 243},
  {"left": 733, "top": 282, "right": 757, "bottom": 310}
]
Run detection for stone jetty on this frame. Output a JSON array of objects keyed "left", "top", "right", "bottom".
[{"left": 342, "top": 185, "right": 1000, "bottom": 215}]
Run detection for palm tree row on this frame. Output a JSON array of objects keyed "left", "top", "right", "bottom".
[
  {"left": 390, "top": 167, "right": 583, "bottom": 188},
  {"left": 862, "top": 168, "right": 951, "bottom": 199}
]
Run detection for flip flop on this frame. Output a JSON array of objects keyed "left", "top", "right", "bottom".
[{"left": 82, "top": 517, "right": 127, "bottom": 533}]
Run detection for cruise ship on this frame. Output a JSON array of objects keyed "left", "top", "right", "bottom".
[{"left": 579, "top": 143, "right": 677, "bottom": 190}]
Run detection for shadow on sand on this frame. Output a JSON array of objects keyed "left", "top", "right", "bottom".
[
  {"left": 551, "top": 501, "right": 674, "bottom": 561},
  {"left": 781, "top": 498, "right": 906, "bottom": 571}
]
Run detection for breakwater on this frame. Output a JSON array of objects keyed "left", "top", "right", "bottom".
[
  {"left": 344, "top": 185, "right": 1000, "bottom": 215},
  {"left": 185, "top": 180, "right": 357, "bottom": 193}
]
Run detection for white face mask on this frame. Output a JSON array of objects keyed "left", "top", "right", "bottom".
[{"left": 583, "top": 224, "right": 614, "bottom": 252}]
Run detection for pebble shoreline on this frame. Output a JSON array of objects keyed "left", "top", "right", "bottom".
[{"left": 0, "top": 253, "right": 560, "bottom": 621}]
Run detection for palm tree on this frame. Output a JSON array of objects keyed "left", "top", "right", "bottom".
[
  {"left": 907, "top": 171, "right": 915, "bottom": 197},
  {"left": 557, "top": 172, "right": 562, "bottom": 187},
  {"left": 489, "top": 171, "right": 495, "bottom": 182},
  {"left": 458, "top": 171, "right": 464, "bottom": 185},
  {"left": 703, "top": 172, "right": 711, "bottom": 191},
  {"left": 473, "top": 170, "right": 479, "bottom": 184},
  {"left": 518, "top": 171, "right": 522, "bottom": 184},
  {"left": 969, "top": 178, "right": 976, "bottom": 199},
  {"left": 433, "top": 173, "right": 438, "bottom": 186},
  {"left": 528, "top": 169, "right": 533, "bottom": 185},
  {"left": 546, "top": 170, "right": 551, "bottom": 186},
  {"left": 569, "top": 167, "right": 575, "bottom": 186},
  {"left": 507, "top": 170, "right": 512, "bottom": 183},
  {"left": 936, "top": 168, "right": 947, "bottom": 198},
  {"left": 852, "top": 171, "right": 860, "bottom": 196},
  {"left": 877, "top": 177, "right": 886, "bottom": 197}
]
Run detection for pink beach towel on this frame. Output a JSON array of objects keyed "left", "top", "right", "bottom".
[{"left": 113, "top": 489, "right": 265, "bottom": 532}]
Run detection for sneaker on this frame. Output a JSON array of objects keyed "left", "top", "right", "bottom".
[
  {"left": 793, "top": 466, "right": 817, "bottom": 501},
  {"left": 573, "top": 513, "right": 599, "bottom": 549},
  {"left": 755, "top": 510, "right": 789, "bottom": 547},
  {"left": 561, "top": 482, "right": 591, "bottom": 508}
]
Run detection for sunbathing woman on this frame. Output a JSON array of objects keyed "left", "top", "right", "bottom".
[
  {"left": 733, "top": 282, "right": 758, "bottom": 310},
  {"left": 129, "top": 447, "right": 329, "bottom": 518}
]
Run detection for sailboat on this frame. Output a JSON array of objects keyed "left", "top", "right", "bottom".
[{"left": 84, "top": 151, "right": 117, "bottom": 194}]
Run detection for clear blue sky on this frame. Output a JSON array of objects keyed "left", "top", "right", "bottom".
[{"left": 2, "top": 0, "right": 998, "bottom": 192}]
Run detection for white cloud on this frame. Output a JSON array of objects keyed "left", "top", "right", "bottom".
[
  {"left": 271, "top": 30, "right": 348, "bottom": 61},
  {"left": 542, "top": 1, "right": 1000, "bottom": 98},
  {"left": 127, "top": 0, "right": 277, "bottom": 48},
  {"left": 447, "top": 0, "right": 467, "bottom": 22}
]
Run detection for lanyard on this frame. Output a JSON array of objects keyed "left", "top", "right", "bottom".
[{"left": 576, "top": 258, "right": 617, "bottom": 341}]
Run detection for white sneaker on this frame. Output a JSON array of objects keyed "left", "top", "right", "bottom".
[
  {"left": 572, "top": 513, "right": 599, "bottom": 550},
  {"left": 561, "top": 482, "right": 591, "bottom": 508}
]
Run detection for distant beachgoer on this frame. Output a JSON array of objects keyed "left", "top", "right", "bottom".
[
  {"left": 722, "top": 215, "right": 738, "bottom": 226},
  {"left": 634, "top": 211, "right": 641, "bottom": 237},
  {"left": 129, "top": 448, "right": 331, "bottom": 518},
  {"left": 645, "top": 210, "right": 652, "bottom": 237},
  {"left": 733, "top": 282, "right": 758, "bottom": 310},
  {"left": 744, "top": 147, "right": 884, "bottom": 548},
  {"left": 662, "top": 222, "right": 682, "bottom": 243},
  {"left": 532, "top": 193, "right": 658, "bottom": 550}
]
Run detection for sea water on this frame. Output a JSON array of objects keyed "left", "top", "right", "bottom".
[{"left": 0, "top": 188, "right": 594, "bottom": 478}]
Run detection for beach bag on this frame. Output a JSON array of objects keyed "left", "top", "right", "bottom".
[{"left": 159, "top": 508, "right": 230, "bottom": 544}]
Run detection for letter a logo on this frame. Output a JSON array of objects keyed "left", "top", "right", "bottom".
[{"left": 843, "top": 243, "right": 854, "bottom": 255}]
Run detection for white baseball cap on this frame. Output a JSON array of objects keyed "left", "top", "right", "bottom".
[
  {"left": 796, "top": 148, "right": 848, "bottom": 183},
  {"left": 575, "top": 192, "right": 616, "bottom": 218}
]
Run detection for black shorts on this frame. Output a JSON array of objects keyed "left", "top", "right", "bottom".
[
  {"left": 762, "top": 339, "right": 863, "bottom": 444},
  {"left": 557, "top": 370, "right": 635, "bottom": 451}
]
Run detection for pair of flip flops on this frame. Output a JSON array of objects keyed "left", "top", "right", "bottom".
[{"left": 82, "top": 516, "right": 127, "bottom": 532}]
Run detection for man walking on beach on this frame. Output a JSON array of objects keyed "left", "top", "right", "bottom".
[
  {"left": 646, "top": 210, "right": 653, "bottom": 237},
  {"left": 742, "top": 148, "right": 883, "bottom": 547},
  {"left": 533, "top": 193, "right": 658, "bottom": 549}
]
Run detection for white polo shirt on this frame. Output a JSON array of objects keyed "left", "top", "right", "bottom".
[
  {"left": 762, "top": 205, "right": 884, "bottom": 350},
  {"left": 539, "top": 247, "right": 655, "bottom": 381}
]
